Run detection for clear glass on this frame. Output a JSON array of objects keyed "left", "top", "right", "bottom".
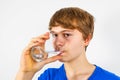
[{"left": 30, "top": 46, "right": 60, "bottom": 62}]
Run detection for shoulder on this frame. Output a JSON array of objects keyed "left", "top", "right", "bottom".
[
  {"left": 89, "top": 65, "right": 120, "bottom": 80},
  {"left": 38, "top": 64, "right": 67, "bottom": 80}
]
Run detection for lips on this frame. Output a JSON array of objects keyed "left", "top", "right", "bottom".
[
  {"left": 56, "top": 50, "right": 64, "bottom": 56},
  {"left": 55, "top": 47, "right": 60, "bottom": 51},
  {"left": 55, "top": 47, "right": 65, "bottom": 55}
]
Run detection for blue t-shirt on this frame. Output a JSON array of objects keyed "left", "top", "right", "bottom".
[{"left": 38, "top": 64, "right": 120, "bottom": 80}]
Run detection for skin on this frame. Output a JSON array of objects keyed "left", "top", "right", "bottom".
[
  {"left": 51, "top": 26, "right": 95, "bottom": 80},
  {"left": 16, "top": 26, "right": 95, "bottom": 80}
]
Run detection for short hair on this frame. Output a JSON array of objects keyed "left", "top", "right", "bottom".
[{"left": 49, "top": 7, "right": 94, "bottom": 40}]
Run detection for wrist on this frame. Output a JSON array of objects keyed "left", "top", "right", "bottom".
[{"left": 16, "top": 69, "right": 36, "bottom": 80}]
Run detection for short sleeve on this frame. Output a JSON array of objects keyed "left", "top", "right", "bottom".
[{"left": 38, "top": 70, "right": 50, "bottom": 80}]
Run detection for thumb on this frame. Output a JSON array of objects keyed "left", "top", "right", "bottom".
[{"left": 43, "top": 55, "right": 62, "bottom": 64}]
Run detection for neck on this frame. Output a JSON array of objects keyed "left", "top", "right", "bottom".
[{"left": 64, "top": 52, "right": 95, "bottom": 79}]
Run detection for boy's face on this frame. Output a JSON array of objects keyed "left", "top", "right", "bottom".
[{"left": 50, "top": 26, "right": 89, "bottom": 62}]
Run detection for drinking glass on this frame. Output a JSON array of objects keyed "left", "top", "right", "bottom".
[{"left": 30, "top": 46, "right": 60, "bottom": 62}]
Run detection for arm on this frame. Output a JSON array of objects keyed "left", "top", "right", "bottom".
[
  {"left": 16, "top": 70, "right": 35, "bottom": 80},
  {"left": 15, "top": 32, "right": 62, "bottom": 80}
]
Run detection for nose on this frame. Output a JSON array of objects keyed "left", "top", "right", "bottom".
[{"left": 53, "top": 35, "right": 65, "bottom": 49}]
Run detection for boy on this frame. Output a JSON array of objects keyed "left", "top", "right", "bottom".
[{"left": 16, "top": 7, "right": 120, "bottom": 80}]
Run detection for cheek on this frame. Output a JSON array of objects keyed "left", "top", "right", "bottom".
[
  {"left": 68, "top": 39, "right": 85, "bottom": 53},
  {"left": 52, "top": 40, "right": 56, "bottom": 48},
  {"left": 71, "top": 38, "right": 83, "bottom": 46}
]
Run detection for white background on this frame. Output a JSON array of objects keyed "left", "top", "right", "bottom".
[{"left": 0, "top": 0, "right": 120, "bottom": 80}]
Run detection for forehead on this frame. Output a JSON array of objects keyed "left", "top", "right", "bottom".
[{"left": 50, "top": 26, "right": 74, "bottom": 33}]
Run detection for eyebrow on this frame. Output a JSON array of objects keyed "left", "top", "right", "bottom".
[{"left": 50, "top": 29, "right": 74, "bottom": 34}]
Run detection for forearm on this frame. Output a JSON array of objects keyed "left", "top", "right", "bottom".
[{"left": 15, "top": 69, "right": 36, "bottom": 80}]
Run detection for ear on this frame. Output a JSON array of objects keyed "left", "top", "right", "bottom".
[{"left": 84, "top": 34, "right": 92, "bottom": 46}]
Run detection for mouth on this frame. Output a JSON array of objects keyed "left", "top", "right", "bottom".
[
  {"left": 55, "top": 47, "right": 65, "bottom": 55},
  {"left": 56, "top": 50, "right": 64, "bottom": 56}
]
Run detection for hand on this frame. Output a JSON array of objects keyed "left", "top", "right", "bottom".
[{"left": 16, "top": 32, "right": 62, "bottom": 80}]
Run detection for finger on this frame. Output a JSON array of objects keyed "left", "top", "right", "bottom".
[
  {"left": 22, "top": 32, "right": 51, "bottom": 60},
  {"left": 37, "top": 32, "right": 50, "bottom": 41},
  {"left": 23, "top": 42, "right": 42, "bottom": 55},
  {"left": 28, "top": 32, "right": 50, "bottom": 49},
  {"left": 30, "top": 32, "right": 50, "bottom": 45},
  {"left": 30, "top": 38, "right": 45, "bottom": 46},
  {"left": 43, "top": 55, "right": 62, "bottom": 64}
]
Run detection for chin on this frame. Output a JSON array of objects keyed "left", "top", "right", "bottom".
[{"left": 58, "top": 58, "right": 70, "bottom": 62}]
